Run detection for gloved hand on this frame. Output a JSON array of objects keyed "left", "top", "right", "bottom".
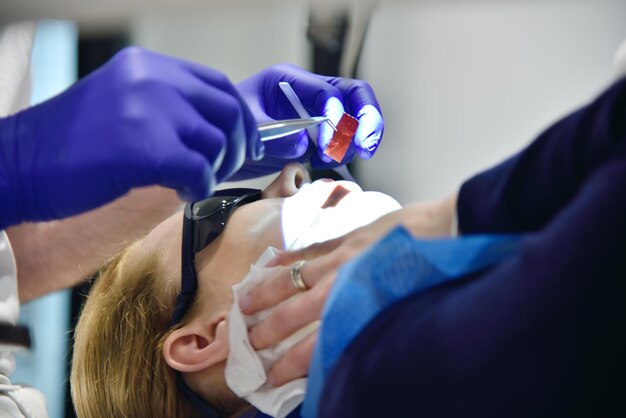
[
  {"left": 233, "top": 63, "right": 384, "bottom": 180},
  {"left": 0, "top": 47, "right": 260, "bottom": 229}
]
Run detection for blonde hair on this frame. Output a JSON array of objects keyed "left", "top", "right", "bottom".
[{"left": 70, "top": 239, "right": 245, "bottom": 418}]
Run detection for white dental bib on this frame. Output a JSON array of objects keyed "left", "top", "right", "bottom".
[{"left": 226, "top": 180, "right": 400, "bottom": 418}]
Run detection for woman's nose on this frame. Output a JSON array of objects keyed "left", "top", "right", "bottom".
[{"left": 262, "top": 163, "right": 311, "bottom": 199}]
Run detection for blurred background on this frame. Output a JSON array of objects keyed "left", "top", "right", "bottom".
[{"left": 3, "top": 0, "right": 626, "bottom": 416}]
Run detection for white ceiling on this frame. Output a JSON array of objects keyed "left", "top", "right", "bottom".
[{"left": 1, "top": 0, "right": 372, "bottom": 27}]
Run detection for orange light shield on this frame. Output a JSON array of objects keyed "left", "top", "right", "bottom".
[{"left": 323, "top": 113, "right": 359, "bottom": 163}]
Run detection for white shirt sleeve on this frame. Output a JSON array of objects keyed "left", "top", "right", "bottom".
[
  {"left": 0, "top": 21, "right": 48, "bottom": 418},
  {"left": 0, "top": 377, "right": 48, "bottom": 418},
  {"left": 0, "top": 232, "right": 49, "bottom": 418}
]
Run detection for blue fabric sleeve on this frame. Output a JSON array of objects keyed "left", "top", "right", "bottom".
[{"left": 302, "top": 227, "right": 522, "bottom": 417}]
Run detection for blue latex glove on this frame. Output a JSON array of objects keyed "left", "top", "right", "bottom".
[
  {"left": 0, "top": 47, "right": 260, "bottom": 229},
  {"left": 233, "top": 63, "right": 384, "bottom": 180}
]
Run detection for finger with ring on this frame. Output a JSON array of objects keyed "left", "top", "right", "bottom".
[{"left": 290, "top": 260, "right": 309, "bottom": 291}]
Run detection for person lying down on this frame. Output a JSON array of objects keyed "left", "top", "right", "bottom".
[{"left": 70, "top": 163, "right": 401, "bottom": 418}]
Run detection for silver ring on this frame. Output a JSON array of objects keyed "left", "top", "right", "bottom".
[{"left": 290, "top": 260, "right": 309, "bottom": 292}]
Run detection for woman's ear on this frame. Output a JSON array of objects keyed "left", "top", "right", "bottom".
[{"left": 163, "top": 313, "right": 230, "bottom": 373}]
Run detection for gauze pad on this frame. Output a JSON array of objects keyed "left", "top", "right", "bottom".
[{"left": 226, "top": 248, "right": 309, "bottom": 418}]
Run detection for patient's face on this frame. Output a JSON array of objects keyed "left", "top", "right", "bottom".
[
  {"left": 136, "top": 161, "right": 399, "bottom": 316},
  {"left": 136, "top": 163, "right": 378, "bottom": 315}
]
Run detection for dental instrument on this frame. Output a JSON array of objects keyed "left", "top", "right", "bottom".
[{"left": 258, "top": 116, "right": 331, "bottom": 142}]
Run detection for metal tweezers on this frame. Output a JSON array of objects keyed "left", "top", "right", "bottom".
[{"left": 258, "top": 116, "right": 333, "bottom": 141}]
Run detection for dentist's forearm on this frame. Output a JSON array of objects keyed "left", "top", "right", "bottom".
[{"left": 7, "top": 186, "right": 181, "bottom": 302}]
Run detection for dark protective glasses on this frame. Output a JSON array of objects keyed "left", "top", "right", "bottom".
[
  {"left": 170, "top": 188, "right": 263, "bottom": 327},
  {"left": 170, "top": 187, "right": 262, "bottom": 417}
]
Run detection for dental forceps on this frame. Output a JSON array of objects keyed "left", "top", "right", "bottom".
[{"left": 258, "top": 116, "right": 332, "bottom": 141}]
